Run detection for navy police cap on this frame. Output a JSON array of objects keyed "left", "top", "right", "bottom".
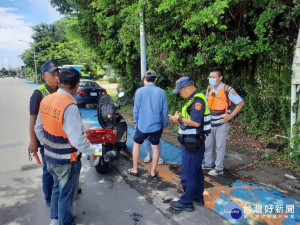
[
  {"left": 41, "top": 61, "right": 58, "bottom": 74},
  {"left": 172, "top": 76, "right": 194, "bottom": 94}
]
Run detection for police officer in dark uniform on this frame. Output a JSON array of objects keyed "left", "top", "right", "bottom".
[
  {"left": 28, "top": 61, "right": 59, "bottom": 206},
  {"left": 169, "top": 76, "right": 211, "bottom": 212}
]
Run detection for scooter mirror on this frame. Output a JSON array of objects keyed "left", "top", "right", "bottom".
[{"left": 118, "top": 92, "right": 125, "bottom": 98}]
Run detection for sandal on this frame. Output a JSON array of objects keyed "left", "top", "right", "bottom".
[
  {"left": 150, "top": 170, "right": 158, "bottom": 178},
  {"left": 143, "top": 156, "right": 151, "bottom": 163},
  {"left": 128, "top": 168, "right": 138, "bottom": 176}
]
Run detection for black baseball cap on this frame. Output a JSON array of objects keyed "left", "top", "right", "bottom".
[{"left": 59, "top": 67, "right": 81, "bottom": 85}]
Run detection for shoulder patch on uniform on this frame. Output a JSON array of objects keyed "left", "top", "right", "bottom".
[
  {"left": 194, "top": 102, "right": 202, "bottom": 110},
  {"left": 232, "top": 90, "right": 237, "bottom": 96}
]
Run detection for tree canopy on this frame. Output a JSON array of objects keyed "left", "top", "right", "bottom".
[
  {"left": 49, "top": 0, "right": 299, "bottom": 135},
  {"left": 21, "top": 18, "right": 101, "bottom": 78}
]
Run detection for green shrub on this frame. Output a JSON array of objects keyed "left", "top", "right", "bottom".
[
  {"left": 107, "top": 76, "right": 116, "bottom": 83},
  {"left": 96, "top": 74, "right": 104, "bottom": 79},
  {"left": 97, "top": 69, "right": 106, "bottom": 76}
]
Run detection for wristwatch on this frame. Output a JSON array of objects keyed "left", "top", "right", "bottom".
[{"left": 177, "top": 116, "right": 183, "bottom": 124}]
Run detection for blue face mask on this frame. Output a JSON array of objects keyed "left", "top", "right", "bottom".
[{"left": 209, "top": 78, "right": 216, "bottom": 86}]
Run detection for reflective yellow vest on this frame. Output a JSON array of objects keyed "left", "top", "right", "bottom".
[
  {"left": 38, "top": 86, "right": 51, "bottom": 98},
  {"left": 179, "top": 93, "right": 211, "bottom": 135}
]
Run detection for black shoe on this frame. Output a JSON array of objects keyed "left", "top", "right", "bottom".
[
  {"left": 46, "top": 200, "right": 51, "bottom": 207},
  {"left": 193, "top": 198, "right": 204, "bottom": 206},
  {"left": 170, "top": 200, "right": 194, "bottom": 212}
]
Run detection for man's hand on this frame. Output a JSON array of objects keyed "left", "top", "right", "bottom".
[
  {"left": 170, "top": 111, "right": 181, "bottom": 123},
  {"left": 221, "top": 113, "right": 232, "bottom": 124},
  {"left": 28, "top": 141, "right": 38, "bottom": 154}
]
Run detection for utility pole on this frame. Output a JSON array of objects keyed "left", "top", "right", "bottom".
[
  {"left": 25, "top": 65, "right": 27, "bottom": 77},
  {"left": 18, "top": 40, "right": 38, "bottom": 85},
  {"left": 139, "top": 4, "right": 147, "bottom": 79},
  {"left": 291, "top": 29, "right": 300, "bottom": 150},
  {"left": 33, "top": 45, "right": 38, "bottom": 85}
]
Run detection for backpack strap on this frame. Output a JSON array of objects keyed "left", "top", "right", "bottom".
[
  {"left": 224, "top": 84, "right": 232, "bottom": 104},
  {"left": 206, "top": 85, "right": 211, "bottom": 96},
  {"left": 224, "top": 85, "right": 235, "bottom": 113}
]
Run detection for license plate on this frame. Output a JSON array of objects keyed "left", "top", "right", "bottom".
[
  {"left": 93, "top": 143, "right": 102, "bottom": 156},
  {"left": 90, "top": 92, "right": 97, "bottom": 96}
]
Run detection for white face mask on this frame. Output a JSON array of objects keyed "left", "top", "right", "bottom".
[{"left": 209, "top": 78, "right": 216, "bottom": 86}]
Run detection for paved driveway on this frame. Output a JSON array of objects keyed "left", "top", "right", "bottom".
[{"left": 98, "top": 82, "right": 118, "bottom": 89}]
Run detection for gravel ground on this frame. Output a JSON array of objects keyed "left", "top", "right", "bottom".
[{"left": 98, "top": 82, "right": 118, "bottom": 89}]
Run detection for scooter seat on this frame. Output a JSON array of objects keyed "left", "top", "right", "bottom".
[{"left": 97, "top": 94, "right": 116, "bottom": 129}]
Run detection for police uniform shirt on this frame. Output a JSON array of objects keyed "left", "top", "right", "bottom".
[
  {"left": 29, "top": 84, "right": 56, "bottom": 115},
  {"left": 187, "top": 91, "right": 205, "bottom": 127},
  {"left": 205, "top": 82, "right": 243, "bottom": 105}
]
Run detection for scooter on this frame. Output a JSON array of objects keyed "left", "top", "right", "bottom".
[{"left": 85, "top": 92, "right": 127, "bottom": 174}]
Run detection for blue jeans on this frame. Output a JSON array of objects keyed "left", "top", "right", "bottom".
[
  {"left": 40, "top": 146, "right": 54, "bottom": 202},
  {"left": 46, "top": 161, "right": 82, "bottom": 225},
  {"left": 179, "top": 143, "right": 205, "bottom": 204}
]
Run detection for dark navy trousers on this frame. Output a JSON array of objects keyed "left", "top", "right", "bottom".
[
  {"left": 40, "top": 146, "right": 54, "bottom": 202},
  {"left": 179, "top": 142, "right": 205, "bottom": 204}
]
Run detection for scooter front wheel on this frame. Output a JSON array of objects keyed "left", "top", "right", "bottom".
[{"left": 95, "top": 156, "right": 109, "bottom": 174}]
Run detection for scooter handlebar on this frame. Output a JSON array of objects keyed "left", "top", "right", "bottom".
[{"left": 114, "top": 102, "right": 120, "bottom": 109}]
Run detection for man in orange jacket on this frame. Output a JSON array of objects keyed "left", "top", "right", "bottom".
[
  {"left": 202, "top": 67, "right": 244, "bottom": 176},
  {"left": 35, "top": 67, "right": 97, "bottom": 225}
]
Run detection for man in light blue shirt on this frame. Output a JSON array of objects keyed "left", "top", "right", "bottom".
[{"left": 128, "top": 70, "right": 168, "bottom": 178}]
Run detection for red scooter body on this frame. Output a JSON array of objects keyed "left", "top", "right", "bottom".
[
  {"left": 85, "top": 128, "right": 116, "bottom": 145},
  {"left": 85, "top": 93, "right": 127, "bottom": 174}
]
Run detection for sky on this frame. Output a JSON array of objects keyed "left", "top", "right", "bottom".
[{"left": 0, "top": 0, "right": 63, "bottom": 69}]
